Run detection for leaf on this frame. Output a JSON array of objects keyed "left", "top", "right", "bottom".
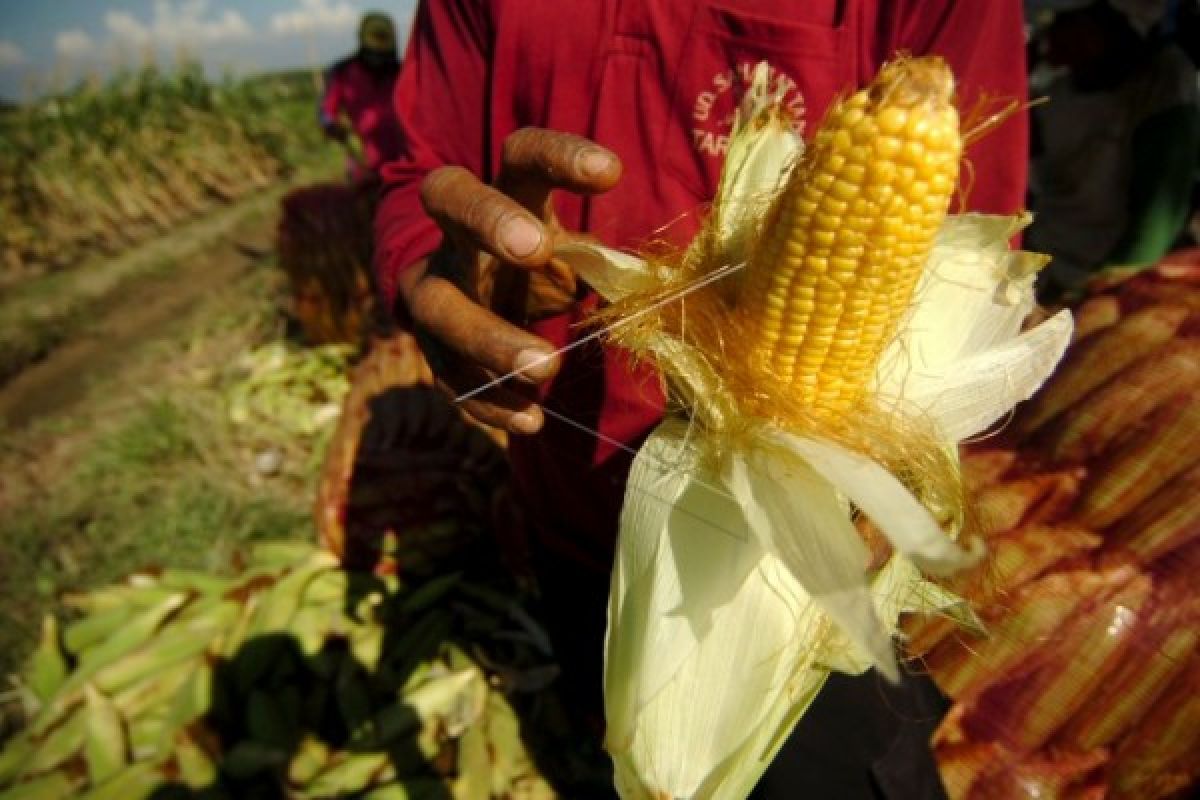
[
  {"left": 607, "top": 423, "right": 835, "bottom": 798},
  {"left": 726, "top": 442, "right": 897, "bottom": 681},
  {"left": 604, "top": 419, "right": 759, "bottom": 750},
  {"left": 553, "top": 242, "right": 656, "bottom": 302},
  {"left": 82, "top": 684, "right": 127, "bottom": 785},
  {"left": 0, "top": 773, "right": 76, "bottom": 800},
  {"left": 776, "top": 432, "right": 981, "bottom": 575},
  {"left": 27, "top": 616, "right": 68, "bottom": 705}
]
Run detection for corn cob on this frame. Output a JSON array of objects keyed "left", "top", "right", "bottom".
[
  {"left": 1014, "top": 304, "right": 1190, "bottom": 437},
  {"left": 1074, "top": 392, "right": 1200, "bottom": 528},
  {"left": 1047, "top": 341, "right": 1200, "bottom": 464},
  {"left": 1103, "top": 463, "right": 1200, "bottom": 564},
  {"left": 962, "top": 573, "right": 1150, "bottom": 751},
  {"left": 960, "top": 449, "right": 1018, "bottom": 494},
  {"left": 973, "top": 470, "right": 1084, "bottom": 534},
  {"left": 902, "top": 524, "right": 1100, "bottom": 659},
  {"left": 925, "top": 569, "right": 1126, "bottom": 698},
  {"left": 1056, "top": 602, "right": 1199, "bottom": 751},
  {"left": 1109, "top": 655, "right": 1200, "bottom": 798},
  {"left": 1070, "top": 294, "right": 1122, "bottom": 343},
  {"left": 736, "top": 56, "right": 962, "bottom": 417}
]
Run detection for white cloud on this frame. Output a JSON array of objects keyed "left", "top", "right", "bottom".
[
  {"left": 105, "top": 1, "right": 252, "bottom": 49},
  {"left": 0, "top": 41, "right": 25, "bottom": 67},
  {"left": 270, "top": 0, "right": 358, "bottom": 36},
  {"left": 55, "top": 30, "right": 95, "bottom": 60}
]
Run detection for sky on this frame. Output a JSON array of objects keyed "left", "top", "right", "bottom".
[{"left": 0, "top": 0, "right": 418, "bottom": 102}]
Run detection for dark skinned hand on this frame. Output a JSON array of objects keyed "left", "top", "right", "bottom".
[{"left": 398, "top": 128, "right": 623, "bottom": 435}]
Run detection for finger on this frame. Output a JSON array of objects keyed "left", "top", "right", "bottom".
[
  {"left": 410, "top": 272, "right": 561, "bottom": 385},
  {"left": 421, "top": 166, "right": 553, "bottom": 267},
  {"left": 498, "top": 128, "right": 622, "bottom": 214},
  {"left": 435, "top": 369, "right": 545, "bottom": 435}
]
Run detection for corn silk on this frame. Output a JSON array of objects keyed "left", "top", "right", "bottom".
[{"left": 554, "top": 62, "right": 1074, "bottom": 799}]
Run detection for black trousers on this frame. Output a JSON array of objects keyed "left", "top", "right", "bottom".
[{"left": 533, "top": 542, "right": 950, "bottom": 800}]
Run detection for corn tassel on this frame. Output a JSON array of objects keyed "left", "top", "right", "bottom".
[{"left": 736, "top": 57, "right": 962, "bottom": 416}]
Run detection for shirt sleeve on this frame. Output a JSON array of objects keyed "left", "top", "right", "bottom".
[
  {"left": 374, "top": 0, "right": 493, "bottom": 309},
  {"left": 319, "top": 66, "right": 342, "bottom": 131},
  {"left": 886, "top": 0, "right": 1030, "bottom": 216}
]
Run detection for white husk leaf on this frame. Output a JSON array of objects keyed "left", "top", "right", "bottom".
[{"left": 874, "top": 213, "right": 1074, "bottom": 440}]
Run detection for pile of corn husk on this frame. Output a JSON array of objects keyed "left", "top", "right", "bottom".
[
  {"left": 0, "top": 541, "right": 608, "bottom": 799},
  {"left": 227, "top": 342, "right": 354, "bottom": 439},
  {"left": 906, "top": 259, "right": 1200, "bottom": 799}
]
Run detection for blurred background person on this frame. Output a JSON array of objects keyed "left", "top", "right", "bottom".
[
  {"left": 1025, "top": 0, "right": 1199, "bottom": 299},
  {"left": 319, "top": 10, "right": 404, "bottom": 180}
]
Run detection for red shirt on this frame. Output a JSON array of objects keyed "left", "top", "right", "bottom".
[
  {"left": 321, "top": 56, "right": 404, "bottom": 173},
  {"left": 376, "top": 0, "right": 1030, "bottom": 571}
]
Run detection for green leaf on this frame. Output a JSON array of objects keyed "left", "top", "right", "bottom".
[
  {"left": 27, "top": 615, "right": 69, "bottom": 704},
  {"left": 83, "top": 684, "right": 128, "bottom": 785}
]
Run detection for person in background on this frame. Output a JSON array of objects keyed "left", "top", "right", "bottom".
[
  {"left": 376, "top": 2, "right": 1030, "bottom": 797},
  {"left": 1026, "top": 0, "right": 1200, "bottom": 299},
  {"left": 319, "top": 11, "right": 404, "bottom": 179}
]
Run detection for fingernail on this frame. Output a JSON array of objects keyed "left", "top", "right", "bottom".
[
  {"left": 511, "top": 410, "right": 540, "bottom": 434},
  {"left": 514, "top": 348, "right": 554, "bottom": 381},
  {"left": 501, "top": 216, "right": 542, "bottom": 258},
  {"left": 580, "top": 148, "right": 615, "bottom": 177}
]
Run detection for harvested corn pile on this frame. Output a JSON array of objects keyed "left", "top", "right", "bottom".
[
  {"left": 0, "top": 541, "right": 608, "bottom": 799},
  {"left": 904, "top": 260, "right": 1200, "bottom": 799},
  {"left": 227, "top": 341, "right": 353, "bottom": 450},
  {"left": 277, "top": 180, "right": 378, "bottom": 345}
]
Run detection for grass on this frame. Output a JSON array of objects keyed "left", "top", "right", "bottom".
[{"left": 0, "top": 260, "right": 339, "bottom": 678}]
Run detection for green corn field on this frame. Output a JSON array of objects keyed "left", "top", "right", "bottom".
[{"left": 0, "top": 65, "right": 326, "bottom": 285}]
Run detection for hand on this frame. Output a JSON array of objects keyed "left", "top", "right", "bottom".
[
  {"left": 400, "top": 128, "right": 622, "bottom": 435},
  {"left": 324, "top": 122, "right": 350, "bottom": 143}
]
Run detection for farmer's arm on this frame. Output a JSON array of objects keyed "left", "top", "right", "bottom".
[
  {"left": 318, "top": 63, "right": 348, "bottom": 141},
  {"left": 374, "top": 1, "right": 621, "bottom": 434}
]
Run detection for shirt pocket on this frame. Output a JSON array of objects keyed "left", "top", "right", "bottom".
[{"left": 662, "top": 5, "right": 850, "bottom": 200}]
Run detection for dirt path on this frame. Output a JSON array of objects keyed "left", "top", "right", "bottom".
[{"left": 0, "top": 217, "right": 276, "bottom": 429}]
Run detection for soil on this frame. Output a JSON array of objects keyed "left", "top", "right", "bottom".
[{"left": 0, "top": 216, "right": 276, "bottom": 430}]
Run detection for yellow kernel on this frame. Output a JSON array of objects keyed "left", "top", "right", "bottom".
[
  {"left": 831, "top": 179, "right": 858, "bottom": 201},
  {"left": 874, "top": 136, "right": 902, "bottom": 159},
  {"left": 877, "top": 106, "right": 908, "bottom": 135},
  {"left": 841, "top": 163, "right": 866, "bottom": 184},
  {"left": 907, "top": 114, "right": 931, "bottom": 140},
  {"left": 902, "top": 139, "right": 925, "bottom": 164},
  {"left": 811, "top": 230, "right": 836, "bottom": 248},
  {"left": 820, "top": 196, "right": 849, "bottom": 215},
  {"left": 829, "top": 256, "right": 858, "bottom": 277}
]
